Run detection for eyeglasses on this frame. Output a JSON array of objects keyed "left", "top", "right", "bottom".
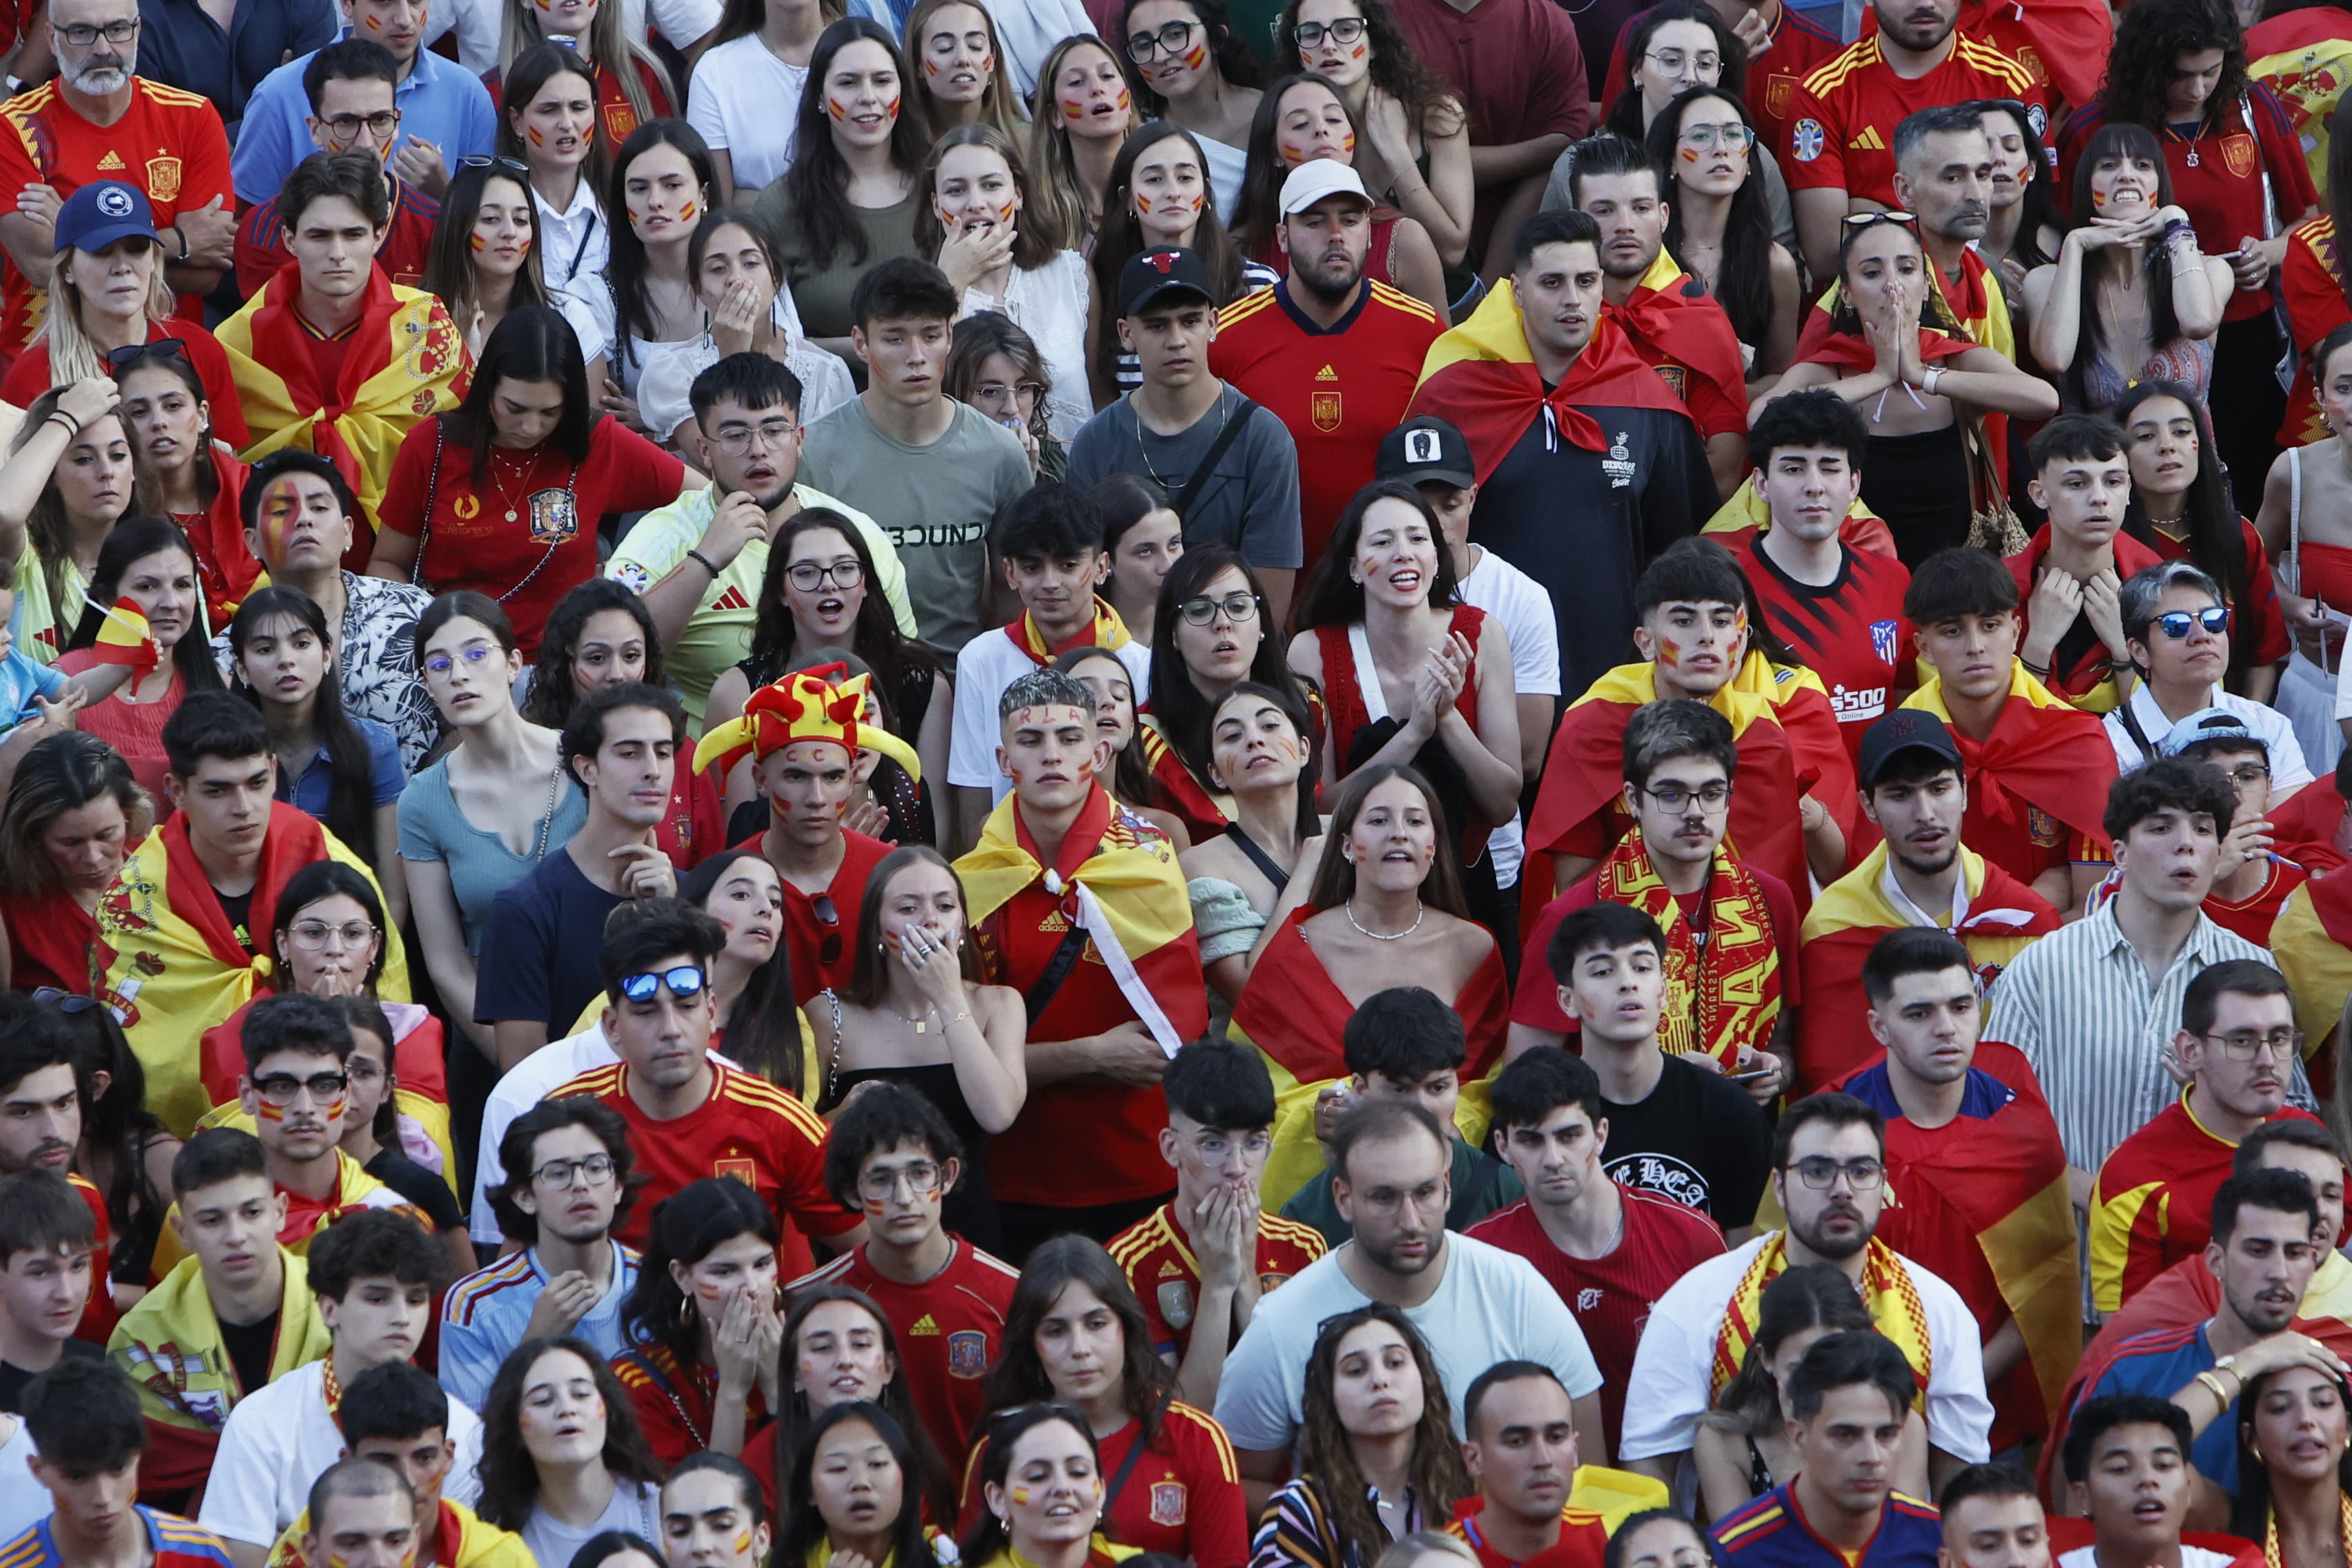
[
  {"left": 1679, "top": 121, "right": 1752, "bottom": 151},
  {"left": 531, "top": 1153, "right": 618, "bottom": 1188},
  {"left": 1190, "top": 1128, "right": 1273, "bottom": 1163},
  {"left": 786, "top": 559, "right": 863, "bottom": 592},
  {"left": 2219, "top": 762, "right": 2271, "bottom": 787},
  {"left": 712, "top": 416, "right": 798, "bottom": 456},
  {"left": 2199, "top": 1029, "right": 2304, "bottom": 1061},
  {"left": 458, "top": 154, "right": 533, "bottom": 180},
  {"left": 1638, "top": 780, "right": 1732, "bottom": 811},
  {"left": 814, "top": 894, "right": 843, "bottom": 966},
  {"left": 422, "top": 643, "right": 499, "bottom": 675},
  {"left": 253, "top": 1071, "right": 349, "bottom": 1106},
  {"left": 856, "top": 1160, "right": 944, "bottom": 1202},
  {"left": 288, "top": 919, "right": 376, "bottom": 950},
  {"left": 105, "top": 339, "right": 187, "bottom": 374},
  {"left": 324, "top": 109, "right": 402, "bottom": 141},
  {"left": 1643, "top": 47, "right": 1719, "bottom": 76},
  {"left": 2153, "top": 607, "right": 2231, "bottom": 639},
  {"left": 1292, "top": 16, "right": 1367, "bottom": 47},
  {"left": 1785, "top": 1156, "right": 1884, "bottom": 1190},
  {"left": 1127, "top": 19, "right": 1195, "bottom": 60},
  {"left": 618, "top": 966, "right": 707, "bottom": 1004},
  {"left": 1177, "top": 591, "right": 1258, "bottom": 626},
  {"left": 972, "top": 380, "right": 1046, "bottom": 417},
  {"left": 52, "top": 19, "right": 136, "bottom": 46}
]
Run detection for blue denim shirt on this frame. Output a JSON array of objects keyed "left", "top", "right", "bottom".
[{"left": 231, "top": 35, "right": 497, "bottom": 202}]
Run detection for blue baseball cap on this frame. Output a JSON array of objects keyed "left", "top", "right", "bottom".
[{"left": 54, "top": 181, "right": 157, "bottom": 257}]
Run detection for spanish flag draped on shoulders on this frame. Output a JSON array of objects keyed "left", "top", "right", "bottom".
[
  {"left": 2264, "top": 867, "right": 2352, "bottom": 1055},
  {"left": 1834, "top": 1041, "right": 2079, "bottom": 1452},
  {"left": 1897, "top": 662, "right": 2116, "bottom": 894},
  {"left": 2277, "top": 214, "right": 2345, "bottom": 448},
  {"left": 268, "top": 1498, "right": 532, "bottom": 1568},
  {"left": 148, "top": 1148, "right": 411, "bottom": 1284},
  {"left": 217, "top": 262, "right": 469, "bottom": 538},
  {"left": 1406, "top": 279, "right": 1697, "bottom": 484},
  {"left": 91, "top": 801, "right": 409, "bottom": 1137},
  {"left": 1233, "top": 904, "right": 1509, "bottom": 1209},
  {"left": 1796, "top": 842, "right": 2060, "bottom": 1091},
  {"left": 967, "top": 1538, "right": 1140, "bottom": 1568},
  {"left": 107, "top": 1241, "right": 333, "bottom": 1506},
  {"left": 1610, "top": 247, "right": 1750, "bottom": 444},
  {"left": 1527, "top": 650, "right": 1857, "bottom": 906},
  {"left": 956, "top": 783, "right": 1208, "bottom": 1213}
]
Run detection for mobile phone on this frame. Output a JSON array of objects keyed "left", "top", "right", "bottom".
[{"left": 1724, "top": 1068, "right": 1776, "bottom": 1083}]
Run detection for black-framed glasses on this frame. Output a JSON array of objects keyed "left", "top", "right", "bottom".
[
  {"left": 1177, "top": 591, "right": 1259, "bottom": 626},
  {"left": 1638, "top": 780, "right": 1732, "bottom": 811},
  {"left": 1784, "top": 1155, "right": 1884, "bottom": 1190},
  {"left": 2198, "top": 1029, "right": 2303, "bottom": 1061},
  {"left": 105, "top": 339, "right": 187, "bottom": 373},
  {"left": 2154, "top": 607, "right": 2231, "bottom": 639},
  {"left": 323, "top": 108, "right": 402, "bottom": 141},
  {"left": 254, "top": 1071, "right": 349, "bottom": 1105},
  {"left": 1292, "top": 17, "right": 1366, "bottom": 47},
  {"left": 459, "top": 154, "right": 533, "bottom": 180},
  {"left": 52, "top": 19, "right": 135, "bottom": 46},
  {"left": 814, "top": 894, "right": 843, "bottom": 966},
  {"left": 1127, "top": 19, "right": 1195, "bottom": 60},
  {"left": 531, "top": 1153, "right": 618, "bottom": 1188},
  {"left": 785, "top": 559, "right": 863, "bottom": 592},
  {"left": 618, "top": 966, "right": 707, "bottom": 1004}
]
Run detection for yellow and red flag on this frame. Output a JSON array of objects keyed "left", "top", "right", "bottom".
[{"left": 88, "top": 596, "right": 160, "bottom": 678}]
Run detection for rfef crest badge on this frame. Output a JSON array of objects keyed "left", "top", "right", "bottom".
[
  {"left": 1148, "top": 1482, "right": 1188, "bottom": 1527},
  {"left": 2027, "top": 805, "right": 2061, "bottom": 847},
  {"left": 2224, "top": 133, "right": 2256, "bottom": 177},
  {"left": 1765, "top": 72, "right": 1794, "bottom": 116},
  {"left": 714, "top": 1157, "right": 758, "bottom": 1187},
  {"left": 946, "top": 1331, "right": 988, "bottom": 1378},
  {"left": 529, "top": 489, "right": 580, "bottom": 545},
  {"left": 1157, "top": 1279, "right": 1195, "bottom": 1331},
  {"left": 146, "top": 156, "right": 182, "bottom": 202},
  {"left": 1868, "top": 618, "right": 1899, "bottom": 665},
  {"left": 1311, "top": 391, "right": 1341, "bottom": 433},
  {"left": 605, "top": 101, "right": 641, "bottom": 145},
  {"left": 1653, "top": 364, "right": 1687, "bottom": 400}
]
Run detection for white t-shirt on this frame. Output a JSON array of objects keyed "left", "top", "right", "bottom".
[
  {"left": 200, "top": 1362, "right": 485, "bottom": 1551},
  {"left": 1617, "top": 1233, "right": 1992, "bottom": 1470},
  {"left": 2058, "top": 1549, "right": 2237, "bottom": 1568},
  {"left": 0, "top": 1418, "right": 42, "bottom": 1548},
  {"left": 522, "top": 1476, "right": 663, "bottom": 1568},
  {"left": 1458, "top": 545, "right": 1560, "bottom": 891},
  {"left": 961, "top": 252, "right": 1094, "bottom": 443},
  {"left": 1211, "top": 1232, "right": 1604, "bottom": 1453},
  {"left": 687, "top": 34, "right": 807, "bottom": 196},
  {"left": 949, "top": 627, "right": 1154, "bottom": 798},
  {"left": 974, "top": 0, "right": 1095, "bottom": 99},
  {"left": 2112, "top": 681, "right": 2315, "bottom": 795}
]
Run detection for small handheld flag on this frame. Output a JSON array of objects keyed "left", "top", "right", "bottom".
[{"left": 90, "top": 597, "right": 161, "bottom": 679}]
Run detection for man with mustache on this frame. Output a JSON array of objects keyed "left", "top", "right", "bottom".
[
  {"left": 0, "top": 0, "right": 235, "bottom": 360},
  {"left": 2088, "top": 962, "right": 2322, "bottom": 1315},
  {"left": 2064, "top": 1167, "right": 2351, "bottom": 1500},
  {"left": 1794, "top": 712, "right": 2059, "bottom": 1091},
  {"left": 1619, "top": 1092, "right": 1994, "bottom": 1493}
]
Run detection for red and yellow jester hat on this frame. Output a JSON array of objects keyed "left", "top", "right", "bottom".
[{"left": 692, "top": 664, "right": 923, "bottom": 783}]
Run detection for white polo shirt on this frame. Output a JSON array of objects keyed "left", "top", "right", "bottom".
[
  {"left": 2106, "top": 682, "right": 2314, "bottom": 796},
  {"left": 948, "top": 627, "right": 1154, "bottom": 801}
]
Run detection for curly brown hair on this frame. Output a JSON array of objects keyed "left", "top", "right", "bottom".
[
  {"left": 1268, "top": 0, "right": 1462, "bottom": 139},
  {"left": 2094, "top": 0, "right": 2249, "bottom": 133},
  {"left": 1297, "top": 1306, "right": 1473, "bottom": 1563}
]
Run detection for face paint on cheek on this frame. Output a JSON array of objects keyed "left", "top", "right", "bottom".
[
  {"left": 469, "top": 230, "right": 489, "bottom": 253},
  {"left": 258, "top": 478, "right": 305, "bottom": 559},
  {"left": 883, "top": 94, "right": 901, "bottom": 118},
  {"left": 1680, "top": 145, "right": 1700, "bottom": 163},
  {"left": 256, "top": 1099, "right": 286, "bottom": 1123},
  {"left": 1061, "top": 96, "right": 1088, "bottom": 120},
  {"left": 1181, "top": 39, "right": 1206, "bottom": 69},
  {"left": 1340, "top": 130, "right": 1355, "bottom": 155},
  {"left": 678, "top": 198, "right": 697, "bottom": 223},
  {"left": 2091, "top": 188, "right": 2107, "bottom": 207},
  {"left": 527, "top": 124, "right": 547, "bottom": 146},
  {"left": 1350, "top": 39, "right": 1366, "bottom": 57},
  {"left": 923, "top": 54, "right": 942, "bottom": 75},
  {"left": 322, "top": 1094, "right": 349, "bottom": 1122},
  {"left": 978, "top": 51, "right": 993, "bottom": 73},
  {"left": 998, "top": 199, "right": 1015, "bottom": 224},
  {"left": 362, "top": 12, "right": 382, "bottom": 26},
  {"left": 1010, "top": 1488, "right": 1031, "bottom": 1506},
  {"left": 1278, "top": 135, "right": 1311, "bottom": 166},
  {"left": 825, "top": 96, "right": 850, "bottom": 122},
  {"left": 732, "top": 1536, "right": 752, "bottom": 1557},
  {"left": 1655, "top": 637, "right": 1680, "bottom": 668},
  {"left": 1115, "top": 85, "right": 1131, "bottom": 111}
]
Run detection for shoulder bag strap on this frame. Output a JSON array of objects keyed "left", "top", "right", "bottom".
[
  {"left": 2115, "top": 691, "right": 2160, "bottom": 762},
  {"left": 1101, "top": 1387, "right": 1178, "bottom": 1518},
  {"left": 1023, "top": 919, "right": 1095, "bottom": 1026},
  {"left": 409, "top": 417, "right": 445, "bottom": 587},
  {"left": 1168, "top": 394, "right": 1260, "bottom": 522}
]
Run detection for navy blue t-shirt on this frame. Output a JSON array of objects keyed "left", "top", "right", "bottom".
[{"left": 472, "top": 847, "right": 625, "bottom": 1035}]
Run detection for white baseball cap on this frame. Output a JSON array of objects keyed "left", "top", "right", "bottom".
[{"left": 1278, "top": 160, "right": 1372, "bottom": 218}]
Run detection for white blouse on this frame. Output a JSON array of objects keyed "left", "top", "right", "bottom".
[{"left": 961, "top": 248, "right": 1093, "bottom": 442}]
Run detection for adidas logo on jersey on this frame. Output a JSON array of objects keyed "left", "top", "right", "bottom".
[
  {"left": 911, "top": 1315, "right": 940, "bottom": 1335},
  {"left": 1039, "top": 909, "right": 1070, "bottom": 932},
  {"left": 714, "top": 585, "right": 750, "bottom": 611},
  {"left": 1848, "top": 126, "right": 1885, "bottom": 150},
  {"left": 1159, "top": 1260, "right": 1182, "bottom": 1277},
  {"left": 1315, "top": 365, "right": 1337, "bottom": 380},
  {"left": 98, "top": 151, "right": 124, "bottom": 170}
]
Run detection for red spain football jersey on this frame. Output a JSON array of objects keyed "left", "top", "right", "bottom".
[
  {"left": 1728, "top": 530, "right": 1914, "bottom": 765},
  {"left": 0, "top": 77, "right": 233, "bottom": 357},
  {"left": 1106, "top": 1202, "right": 1328, "bottom": 1358},
  {"left": 551, "top": 1059, "right": 859, "bottom": 1253},
  {"left": 1606, "top": 2, "right": 1843, "bottom": 162},
  {"left": 959, "top": 1402, "right": 1249, "bottom": 1568},
  {"left": 790, "top": 1238, "right": 1019, "bottom": 1460},
  {"left": 1464, "top": 1188, "right": 1727, "bottom": 1458},
  {"left": 1210, "top": 278, "right": 1446, "bottom": 565},
  {"left": 1781, "top": 33, "right": 2045, "bottom": 208},
  {"left": 740, "top": 828, "right": 892, "bottom": 1007}
]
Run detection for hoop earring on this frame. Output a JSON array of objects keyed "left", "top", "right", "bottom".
[{"left": 677, "top": 1294, "right": 697, "bottom": 1328}]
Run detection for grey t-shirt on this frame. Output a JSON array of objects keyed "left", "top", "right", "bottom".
[
  {"left": 1066, "top": 384, "right": 1304, "bottom": 570},
  {"left": 798, "top": 397, "right": 1034, "bottom": 656}
]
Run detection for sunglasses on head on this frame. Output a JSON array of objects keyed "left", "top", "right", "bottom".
[
  {"left": 1842, "top": 209, "right": 1919, "bottom": 231},
  {"left": 2154, "top": 607, "right": 2231, "bottom": 638},
  {"left": 31, "top": 988, "right": 106, "bottom": 1016},
  {"left": 104, "top": 338, "right": 189, "bottom": 374},
  {"left": 618, "top": 966, "right": 707, "bottom": 1004},
  {"left": 459, "top": 154, "right": 533, "bottom": 181}
]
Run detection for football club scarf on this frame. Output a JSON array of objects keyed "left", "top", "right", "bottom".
[
  {"left": 1834, "top": 1041, "right": 2080, "bottom": 1440},
  {"left": 1013, "top": 599, "right": 1133, "bottom": 665},
  {"left": 1594, "top": 825, "right": 1781, "bottom": 1068},
  {"left": 1233, "top": 904, "right": 1509, "bottom": 1208},
  {"left": 1409, "top": 281, "right": 1695, "bottom": 485},
  {"left": 1712, "top": 1233, "right": 1934, "bottom": 1403},
  {"left": 2266, "top": 870, "right": 2352, "bottom": 1054},
  {"left": 91, "top": 801, "right": 411, "bottom": 1136},
  {"left": 216, "top": 262, "right": 469, "bottom": 529},
  {"left": 955, "top": 783, "right": 1203, "bottom": 1058},
  {"left": 108, "top": 1241, "right": 333, "bottom": 1498},
  {"left": 1900, "top": 661, "right": 2116, "bottom": 853},
  {"left": 695, "top": 663, "right": 922, "bottom": 783},
  {"left": 1796, "top": 843, "right": 2059, "bottom": 1091}
]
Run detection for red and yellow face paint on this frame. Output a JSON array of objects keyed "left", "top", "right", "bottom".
[
  {"left": 824, "top": 95, "right": 851, "bottom": 123},
  {"left": 1061, "top": 95, "right": 1089, "bottom": 121},
  {"left": 731, "top": 1534, "right": 753, "bottom": 1559},
  {"left": 1179, "top": 38, "right": 1206, "bottom": 70},
  {"left": 526, "top": 123, "right": 547, "bottom": 147},
  {"left": 256, "top": 476, "right": 306, "bottom": 561},
  {"left": 678, "top": 197, "right": 698, "bottom": 224}
]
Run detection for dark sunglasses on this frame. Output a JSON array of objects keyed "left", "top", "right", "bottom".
[
  {"left": 105, "top": 337, "right": 189, "bottom": 373},
  {"left": 30, "top": 988, "right": 105, "bottom": 1015},
  {"left": 2153, "top": 607, "right": 2231, "bottom": 638},
  {"left": 618, "top": 966, "right": 708, "bottom": 1004}
]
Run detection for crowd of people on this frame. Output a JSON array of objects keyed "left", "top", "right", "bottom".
[{"left": 1, "top": 0, "right": 2352, "bottom": 1562}]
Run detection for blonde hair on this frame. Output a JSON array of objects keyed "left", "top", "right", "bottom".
[
  {"left": 39, "top": 242, "right": 173, "bottom": 389},
  {"left": 1025, "top": 34, "right": 1138, "bottom": 251},
  {"left": 498, "top": 0, "right": 674, "bottom": 130}
]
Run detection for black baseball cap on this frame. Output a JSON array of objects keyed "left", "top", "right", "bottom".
[
  {"left": 1377, "top": 415, "right": 1475, "bottom": 490},
  {"left": 1119, "top": 248, "right": 1215, "bottom": 317},
  {"left": 1856, "top": 711, "right": 1963, "bottom": 788}
]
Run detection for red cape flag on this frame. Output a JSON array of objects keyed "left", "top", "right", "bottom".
[
  {"left": 1233, "top": 906, "right": 1509, "bottom": 1084},
  {"left": 2267, "top": 783, "right": 2347, "bottom": 875}
]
